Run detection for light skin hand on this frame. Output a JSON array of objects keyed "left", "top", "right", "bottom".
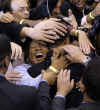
[
  {"left": 5, "top": 72, "right": 21, "bottom": 81},
  {"left": 0, "top": 12, "right": 14, "bottom": 23},
  {"left": 35, "top": 18, "right": 67, "bottom": 36},
  {"left": 42, "top": 70, "right": 57, "bottom": 85},
  {"left": 78, "top": 30, "right": 95, "bottom": 54},
  {"left": 57, "top": 69, "right": 74, "bottom": 96},
  {"left": 62, "top": 45, "right": 86, "bottom": 63},
  {"left": 10, "top": 42, "right": 22, "bottom": 60}
]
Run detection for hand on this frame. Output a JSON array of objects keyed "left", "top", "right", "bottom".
[
  {"left": 51, "top": 48, "right": 67, "bottom": 71},
  {"left": 42, "top": 70, "right": 57, "bottom": 85},
  {"left": 24, "top": 27, "right": 60, "bottom": 43},
  {"left": 78, "top": 30, "right": 95, "bottom": 54},
  {"left": 81, "top": 16, "right": 87, "bottom": 26},
  {"left": 10, "top": 42, "right": 22, "bottom": 60},
  {"left": 5, "top": 72, "right": 21, "bottom": 82},
  {"left": 63, "top": 9, "right": 78, "bottom": 30},
  {"left": 57, "top": 69, "right": 74, "bottom": 96},
  {"left": 0, "top": 12, "right": 14, "bottom": 23},
  {"left": 35, "top": 18, "right": 67, "bottom": 36},
  {"left": 63, "top": 45, "right": 86, "bottom": 63},
  {"left": 92, "top": 3, "right": 100, "bottom": 17}
]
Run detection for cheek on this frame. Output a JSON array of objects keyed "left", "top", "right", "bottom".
[{"left": 42, "top": 48, "right": 48, "bottom": 54}]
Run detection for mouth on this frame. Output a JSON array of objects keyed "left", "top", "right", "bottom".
[{"left": 36, "top": 53, "right": 43, "bottom": 58}]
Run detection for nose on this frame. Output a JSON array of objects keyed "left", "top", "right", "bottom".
[
  {"left": 35, "top": 48, "right": 42, "bottom": 51},
  {"left": 24, "top": 9, "right": 29, "bottom": 18}
]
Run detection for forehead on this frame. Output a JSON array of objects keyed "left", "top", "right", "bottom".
[
  {"left": 30, "top": 41, "right": 46, "bottom": 48},
  {"left": 11, "top": 0, "right": 28, "bottom": 10}
]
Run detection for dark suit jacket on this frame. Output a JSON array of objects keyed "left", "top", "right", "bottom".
[
  {"left": 0, "top": 76, "right": 51, "bottom": 110},
  {"left": 0, "top": 22, "right": 31, "bottom": 47},
  {"left": 52, "top": 97, "right": 100, "bottom": 110}
]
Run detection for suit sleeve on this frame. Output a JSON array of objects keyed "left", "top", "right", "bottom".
[
  {"left": 52, "top": 97, "right": 66, "bottom": 110},
  {"left": 52, "top": 97, "right": 79, "bottom": 110},
  {"left": 38, "top": 81, "right": 51, "bottom": 110},
  {"left": 0, "top": 22, "right": 25, "bottom": 41}
]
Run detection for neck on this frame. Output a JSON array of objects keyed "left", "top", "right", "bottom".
[{"left": 83, "top": 92, "right": 94, "bottom": 103}]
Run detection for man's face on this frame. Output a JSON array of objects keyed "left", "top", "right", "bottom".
[
  {"left": 11, "top": 0, "right": 29, "bottom": 19},
  {"left": 29, "top": 41, "right": 49, "bottom": 64},
  {"left": 71, "top": 0, "right": 85, "bottom": 10}
]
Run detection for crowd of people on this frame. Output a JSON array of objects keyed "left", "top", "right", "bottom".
[{"left": 0, "top": 0, "right": 100, "bottom": 110}]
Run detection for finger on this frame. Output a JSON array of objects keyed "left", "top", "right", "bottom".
[
  {"left": 54, "top": 28, "right": 65, "bottom": 36},
  {"left": 44, "top": 35, "right": 59, "bottom": 40},
  {"left": 11, "top": 47, "right": 15, "bottom": 59},
  {"left": 44, "top": 31, "right": 60, "bottom": 39},
  {"left": 6, "top": 73, "right": 21, "bottom": 78},
  {"left": 68, "top": 9, "right": 73, "bottom": 16},
  {"left": 56, "top": 22, "right": 67, "bottom": 30},
  {"left": 42, "top": 37, "right": 55, "bottom": 43},
  {"left": 19, "top": 47, "right": 22, "bottom": 59},
  {"left": 66, "top": 70, "right": 70, "bottom": 81},
  {"left": 50, "top": 18, "right": 60, "bottom": 22},
  {"left": 71, "top": 79, "right": 74, "bottom": 88},
  {"left": 55, "top": 25, "right": 67, "bottom": 33},
  {"left": 8, "top": 77, "right": 21, "bottom": 81},
  {"left": 89, "top": 42, "right": 95, "bottom": 50},
  {"left": 59, "top": 69, "right": 63, "bottom": 81},
  {"left": 17, "top": 47, "right": 22, "bottom": 59},
  {"left": 1, "top": 17, "right": 11, "bottom": 23},
  {"left": 5, "top": 13, "right": 14, "bottom": 20},
  {"left": 2, "top": 15, "right": 13, "bottom": 22},
  {"left": 63, "top": 69, "right": 68, "bottom": 79},
  {"left": 86, "top": 43, "right": 91, "bottom": 54},
  {"left": 14, "top": 47, "right": 19, "bottom": 60}
]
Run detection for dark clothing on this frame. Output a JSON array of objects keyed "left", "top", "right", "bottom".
[
  {"left": 0, "top": 76, "right": 51, "bottom": 110},
  {"left": 52, "top": 97, "right": 100, "bottom": 110},
  {"left": 0, "top": 22, "right": 30, "bottom": 47},
  {"left": 30, "top": 0, "right": 58, "bottom": 20},
  {"left": 0, "top": 22, "right": 24, "bottom": 41}
]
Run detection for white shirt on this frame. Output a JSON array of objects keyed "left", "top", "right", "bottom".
[{"left": 8, "top": 63, "right": 42, "bottom": 88}]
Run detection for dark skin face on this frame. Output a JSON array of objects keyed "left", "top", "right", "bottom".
[{"left": 29, "top": 41, "right": 49, "bottom": 64}]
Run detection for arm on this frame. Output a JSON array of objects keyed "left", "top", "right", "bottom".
[
  {"left": 0, "top": 22, "right": 26, "bottom": 41},
  {"left": 38, "top": 81, "right": 51, "bottom": 110},
  {"left": 81, "top": 2, "right": 100, "bottom": 25},
  {"left": 52, "top": 96, "right": 66, "bottom": 110},
  {"left": 52, "top": 70, "right": 74, "bottom": 110}
]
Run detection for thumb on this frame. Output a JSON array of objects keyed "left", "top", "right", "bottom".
[{"left": 68, "top": 9, "right": 73, "bottom": 16}]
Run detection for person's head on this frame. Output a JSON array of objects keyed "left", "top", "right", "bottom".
[
  {"left": 69, "top": 0, "right": 86, "bottom": 10},
  {"left": 1, "top": 0, "right": 29, "bottom": 19},
  {"left": 77, "top": 56, "right": 100, "bottom": 102},
  {"left": 27, "top": 40, "right": 49, "bottom": 64},
  {"left": 11, "top": 0, "right": 29, "bottom": 19},
  {"left": 0, "top": 34, "right": 11, "bottom": 73},
  {"left": 52, "top": 0, "right": 70, "bottom": 17}
]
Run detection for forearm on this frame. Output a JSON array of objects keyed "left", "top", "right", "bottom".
[
  {"left": 38, "top": 81, "right": 51, "bottom": 110},
  {"left": 87, "top": 3, "right": 100, "bottom": 23},
  {"left": 0, "top": 22, "right": 26, "bottom": 40}
]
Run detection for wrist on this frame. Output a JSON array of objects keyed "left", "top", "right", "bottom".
[
  {"left": 78, "top": 55, "right": 87, "bottom": 63},
  {"left": 56, "top": 91, "right": 68, "bottom": 97},
  {"left": 20, "top": 27, "right": 29, "bottom": 37}
]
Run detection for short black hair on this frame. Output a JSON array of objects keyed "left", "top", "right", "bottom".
[
  {"left": 82, "top": 56, "right": 100, "bottom": 102},
  {"left": 0, "top": 34, "right": 11, "bottom": 62},
  {"left": 0, "top": 0, "right": 12, "bottom": 12}
]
